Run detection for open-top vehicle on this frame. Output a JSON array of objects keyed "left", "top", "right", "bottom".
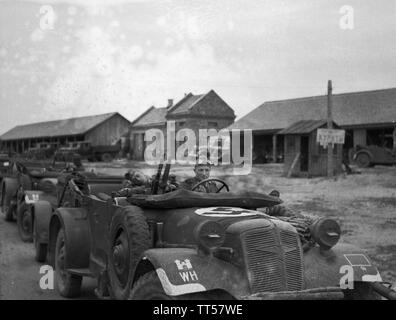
[
  {"left": 34, "top": 166, "right": 396, "bottom": 300},
  {"left": 0, "top": 157, "right": 85, "bottom": 243}
]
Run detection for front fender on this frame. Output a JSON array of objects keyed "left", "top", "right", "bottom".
[
  {"left": 49, "top": 207, "right": 90, "bottom": 269},
  {"left": 33, "top": 200, "right": 53, "bottom": 244},
  {"left": 142, "top": 248, "right": 248, "bottom": 298},
  {"left": 304, "top": 243, "right": 382, "bottom": 289}
]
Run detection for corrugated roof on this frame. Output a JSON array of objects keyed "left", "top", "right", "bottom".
[
  {"left": 0, "top": 112, "right": 120, "bottom": 141},
  {"left": 229, "top": 87, "right": 396, "bottom": 131},
  {"left": 279, "top": 120, "right": 330, "bottom": 134}
]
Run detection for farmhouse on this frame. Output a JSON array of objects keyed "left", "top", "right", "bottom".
[
  {"left": 228, "top": 87, "right": 396, "bottom": 163},
  {"left": 0, "top": 112, "right": 131, "bottom": 156},
  {"left": 129, "top": 90, "right": 236, "bottom": 160}
]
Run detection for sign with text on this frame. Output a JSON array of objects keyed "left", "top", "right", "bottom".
[{"left": 317, "top": 129, "right": 345, "bottom": 147}]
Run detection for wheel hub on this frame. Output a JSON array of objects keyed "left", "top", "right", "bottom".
[{"left": 113, "top": 244, "right": 127, "bottom": 273}]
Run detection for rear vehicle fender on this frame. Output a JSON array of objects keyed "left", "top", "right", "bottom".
[
  {"left": 353, "top": 150, "right": 372, "bottom": 161},
  {"left": 304, "top": 243, "right": 382, "bottom": 289},
  {"left": 32, "top": 200, "right": 53, "bottom": 244},
  {"left": 135, "top": 248, "right": 248, "bottom": 298},
  {"left": 1, "top": 177, "right": 19, "bottom": 205},
  {"left": 48, "top": 207, "right": 90, "bottom": 269}
]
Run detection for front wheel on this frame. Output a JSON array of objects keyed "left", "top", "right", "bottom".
[
  {"left": 55, "top": 228, "right": 82, "bottom": 298},
  {"left": 108, "top": 207, "right": 151, "bottom": 300},
  {"left": 129, "top": 271, "right": 174, "bottom": 300},
  {"left": 17, "top": 202, "right": 33, "bottom": 242},
  {"left": 2, "top": 185, "right": 16, "bottom": 222}
]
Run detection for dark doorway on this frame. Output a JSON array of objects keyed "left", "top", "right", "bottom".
[{"left": 300, "top": 136, "right": 309, "bottom": 172}]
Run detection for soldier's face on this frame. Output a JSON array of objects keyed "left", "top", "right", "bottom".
[
  {"left": 194, "top": 165, "right": 210, "bottom": 180},
  {"left": 132, "top": 172, "right": 147, "bottom": 185}
]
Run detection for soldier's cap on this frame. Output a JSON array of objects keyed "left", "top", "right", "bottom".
[
  {"left": 124, "top": 170, "right": 135, "bottom": 179},
  {"left": 194, "top": 156, "right": 213, "bottom": 168}
]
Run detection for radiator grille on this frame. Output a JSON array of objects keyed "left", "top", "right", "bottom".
[{"left": 243, "top": 227, "right": 303, "bottom": 294}]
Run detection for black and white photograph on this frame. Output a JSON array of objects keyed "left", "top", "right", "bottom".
[{"left": 0, "top": 0, "right": 395, "bottom": 307}]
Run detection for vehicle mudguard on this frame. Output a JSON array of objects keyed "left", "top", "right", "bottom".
[
  {"left": 33, "top": 200, "right": 53, "bottom": 244},
  {"left": 304, "top": 243, "right": 382, "bottom": 289},
  {"left": 141, "top": 248, "right": 249, "bottom": 298},
  {"left": 353, "top": 150, "right": 372, "bottom": 161},
  {"left": 1, "top": 177, "right": 18, "bottom": 205},
  {"left": 49, "top": 208, "right": 90, "bottom": 269}
]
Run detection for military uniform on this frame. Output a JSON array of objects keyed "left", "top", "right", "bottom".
[{"left": 181, "top": 177, "right": 218, "bottom": 193}]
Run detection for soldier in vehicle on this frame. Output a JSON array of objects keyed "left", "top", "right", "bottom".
[
  {"left": 122, "top": 170, "right": 134, "bottom": 188},
  {"left": 181, "top": 159, "right": 218, "bottom": 193},
  {"left": 115, "top": 170, "right": 177, "bottom": 196}
]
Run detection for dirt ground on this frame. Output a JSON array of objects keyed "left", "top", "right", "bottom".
[{"left": 0, "top": 161, "right": 395, "bottom": 299}]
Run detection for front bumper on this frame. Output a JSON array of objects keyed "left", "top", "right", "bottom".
[
  {"left": 241, "top": 282, "right": 396, "bottom": 300},
  {"left": 241, "top": 287, "right": 344, "bottom": 300}
]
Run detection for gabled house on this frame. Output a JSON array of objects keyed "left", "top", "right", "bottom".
[{"left": 130, "top": 90, "right": 236, "bottom": 160}]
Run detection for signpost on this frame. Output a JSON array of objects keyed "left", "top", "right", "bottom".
[
  {"left": 317, "top": 128, "right": 345, "bottom": 147},
  {"left": 327, "top": 81, "right": 334, "bottom": 177}
]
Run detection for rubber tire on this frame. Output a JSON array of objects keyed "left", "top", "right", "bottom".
[
  {"left": 55, "top": 228, "right": 82, "bottom": 298},
  {"left": 355, "top": 153, "right": 371, "bottom": 168},
  {"left": 101, "top": 153, "right": 113, "bottom": 162},
  {"left": 108, "top": 206, "right": 151, "bottom": 300},
  {"left": 17, "top": 202, "right": 33, "bottom": 242},
  {"left": 129, "top": 271, "right": 228, "bottom": 300},
  {"left": 33, "top": 218, "right": 47, "bottom": 263},
  {"left": 343, "top": 282, "right": 381, "bottom": 300},
  {"left": 2, "top": 183, "right": 16, "bottom": 222}
]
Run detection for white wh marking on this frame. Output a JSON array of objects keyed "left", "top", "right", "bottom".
[{"left": 175, "top": 259, "right": 192, "bottom": 271}]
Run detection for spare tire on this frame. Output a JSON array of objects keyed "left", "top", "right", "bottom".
[{"left": 108, "top": 206, "right": 151, "bottom": 300}]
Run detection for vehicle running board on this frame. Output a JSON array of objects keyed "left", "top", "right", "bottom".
[{"left": 67, "top": 268, "right": 92, "bottom": 277}]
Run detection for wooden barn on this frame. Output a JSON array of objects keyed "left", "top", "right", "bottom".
[
  {"left": 279, "top": 120, "right": 343, "bottom": 177},
  {"left": 0, "top": 112, "right": 131, "bottom": 157}
]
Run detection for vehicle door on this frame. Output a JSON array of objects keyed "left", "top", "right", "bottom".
[{"left": 85, "top": 196, "right": 112, "bottom": 270}]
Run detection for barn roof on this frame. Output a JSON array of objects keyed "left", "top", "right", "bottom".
[
  {"left": 229, "top": 87, "right": 396, "bottom": 132},
  {"left": 278, "top": 120, "right": 339, "bottom": 134},
  {"left": 0, "top": 112, "right": 122, "bottom": 141}
]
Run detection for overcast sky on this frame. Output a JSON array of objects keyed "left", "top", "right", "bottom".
[{"left": 1, "top": 0, "right": 396, "bottom": 134}]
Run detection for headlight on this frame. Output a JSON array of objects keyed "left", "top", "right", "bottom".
[
  {"left": 309, "top": 217, "right": 341, "bottom": 250},
  {"left": 194, "top": 220, "right": 225, "bottom": 253}
]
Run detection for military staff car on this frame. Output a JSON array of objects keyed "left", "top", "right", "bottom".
[{"left": 34, "top": 167, "right": 396, "bottom": 300}]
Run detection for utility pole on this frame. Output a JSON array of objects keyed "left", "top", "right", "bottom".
[{"left": 327, "top": 80, "right": 334, "bottom": 177}]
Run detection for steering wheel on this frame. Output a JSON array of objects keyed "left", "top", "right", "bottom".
[{"left": 191, "top": 178, "right": 230, "bottom": 193}]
